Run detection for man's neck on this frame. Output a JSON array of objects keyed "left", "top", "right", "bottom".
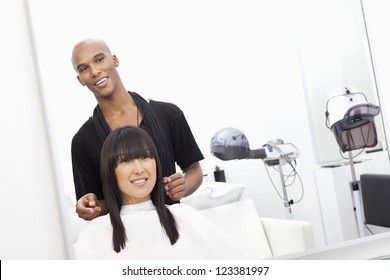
[
  {"left": 98, "top": 89, "right": 135, "bottom": 114},
  {"left": 98, "top": 90, "right": 140, "bottom": 129}
]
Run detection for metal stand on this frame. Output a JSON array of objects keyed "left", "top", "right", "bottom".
[
  {"left": 348, "top": 151, "right": 366, "bottom": 237},
  {"left": 279, "top": 162, "right": 293, "bottom": 220}
]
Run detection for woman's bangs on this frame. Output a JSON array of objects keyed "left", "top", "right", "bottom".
[{"left": 115, "top": 134, "right": 154, "bottom": 163}]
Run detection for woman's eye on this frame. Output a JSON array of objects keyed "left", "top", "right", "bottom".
[
  {"left": 118, "top": 158, "right": 131, "bottom": 164},
  {"left": 141, "top": 156, "right": 152, "bottom": 161}
]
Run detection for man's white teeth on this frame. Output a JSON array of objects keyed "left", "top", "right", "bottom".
[{"left": 96, "top": 77, "right": 107, "bottom": 85}]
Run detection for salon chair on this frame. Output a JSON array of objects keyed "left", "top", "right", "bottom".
[
  {"left": 360, "top": 173, "right": 390, "bottom": 228},
  {"left": 200, "top": 198, "right": 315, "bottom": 259}
]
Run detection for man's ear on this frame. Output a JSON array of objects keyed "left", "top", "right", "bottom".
[
  {"left": 77, "top": 75, "right": 86, "bottom": 86},
  {"left": 113, "top": 55, "right": 119, "bottom": 67}
]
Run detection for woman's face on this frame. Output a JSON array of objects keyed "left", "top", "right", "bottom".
[{"left": 115, "top": 157, "right": 157, "bottom": 205}]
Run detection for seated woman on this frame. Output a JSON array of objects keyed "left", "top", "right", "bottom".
[{"left": 74, "top": 126, "right": 251, "bottom": 259}]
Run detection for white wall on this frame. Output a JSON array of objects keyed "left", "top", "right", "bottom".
[
  {"left": 362, "top": 0, "right": 390, "bottom": 150},
  {"left": 0, "top": 0, "right": 66, "bottom": 259}
]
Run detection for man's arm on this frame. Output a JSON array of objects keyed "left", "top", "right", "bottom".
[{"left": 72, "top": 125, "right": 107, "bottom": 220}]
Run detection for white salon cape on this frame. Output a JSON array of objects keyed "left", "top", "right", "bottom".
[{"left": 74, "top": 200, "right": 251, "bottom": 259}]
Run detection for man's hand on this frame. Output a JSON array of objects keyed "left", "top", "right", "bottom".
[
  {"left": 163, "top": 162, "right": 203, "bottom": 201},
  {"left": 163, "top": 172, "right": 186, "bottom": 201},
  {"left": 76, "top": 193, "right": 108, "bottom": 221}
]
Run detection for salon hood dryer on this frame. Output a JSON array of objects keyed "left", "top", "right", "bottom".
[
  {"left": 325, "top": 85, "right": 380, "bottom": 152},
  {"left": 325, "top": 85, "right": 381, "bottom": 238},
  {"left": 210, "top": 127, "right": 299, "bottom": 164},
  {"left": 210, "top": 127, "right": 300, "bottom": 219}
]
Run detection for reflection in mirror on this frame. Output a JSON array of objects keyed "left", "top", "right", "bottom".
[
  {"left": 296, "top": 0, "right": 390, "bottom": 247},
  {"left": 26, "top": 0, "right": 390, "bottom": 259},
  {"left": 297, "top": 0, "right": 388, "bottom": 165}
]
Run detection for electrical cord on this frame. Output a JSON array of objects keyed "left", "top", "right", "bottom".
[
  {"left": 262, "top": 144, "right": 305, "bottom": 205},
  {"left": 339, "top": 147, "right": 365, "bottom": 159}
]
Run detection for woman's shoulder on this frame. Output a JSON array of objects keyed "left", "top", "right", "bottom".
[
  {"left": 168, "top": 204, "right": 214, "bottom": 227},
  {"left": 74, "top": 215, "right": 112, "bottom": 254},
  {"left": 78, "top": 215, "right": 111, "bottom": 235},
  {"left": 168, "top": 203, "right": 197, "bottom": 213}
]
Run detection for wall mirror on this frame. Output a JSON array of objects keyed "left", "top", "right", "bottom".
[
  {"left": 26, "top": 0, "right": 390, "bottom": 259},
  {"left": 298, "top": 0, "right": 388, "bottom": 165}
]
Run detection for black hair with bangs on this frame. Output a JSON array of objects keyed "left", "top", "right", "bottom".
[{"left": 100, "top": 126, "right": 179, "bottom": 253}]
